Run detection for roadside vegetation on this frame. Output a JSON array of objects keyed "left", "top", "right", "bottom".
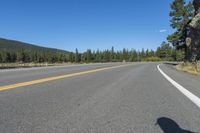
[
  {"left": 176, "top": 62, "right": 200, "bottom": 75},
  {"left": 0, "top": 38, "right": 184, "bottom": 69},
  {"left": 167, "top": 0, "right": 200, "bottom": 75}
]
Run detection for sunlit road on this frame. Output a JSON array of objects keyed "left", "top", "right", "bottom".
[{"left": 0, "top": 63, "right": 200, "bottom": 133}]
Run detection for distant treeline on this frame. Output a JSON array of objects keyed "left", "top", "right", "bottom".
[{"left": 0, "top": 41, "right": 184, "bottom": 63}]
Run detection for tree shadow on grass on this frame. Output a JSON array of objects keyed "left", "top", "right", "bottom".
[{"left": 156, "top": 117, "right": 197, "bottom": 133}]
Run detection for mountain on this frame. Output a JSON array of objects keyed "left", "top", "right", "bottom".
[
  {"left": 0, "top": 38, "right": 69, "bottom": 54},
  {"left": 0, "top": 38, "right": 73, "bottom": 63}
]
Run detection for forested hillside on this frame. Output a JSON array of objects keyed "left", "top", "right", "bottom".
[
  {"left": 0, "top": 38, "right": 67, "bottom": 52},
  {"left": 0, "top": 38, "right": 71, "bottom": 63},
  {"left": 0, "top": 38, "right": 183, "bottom": 63}
]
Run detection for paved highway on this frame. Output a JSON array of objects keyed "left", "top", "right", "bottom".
[{"left": 0, "top": 62, "right": 200, "bottom": 133}]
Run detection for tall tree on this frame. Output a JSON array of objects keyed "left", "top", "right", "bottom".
[
  {"left": 86, "top": 49, "right": 92, "bottom": 62},
  {"left": 168, "top": 0, "right": 194, "bottom": 47},
  {"left": 0, "top": 52, "right": 2, "bottom": 63},
  {"left": 110, "top": 46, "right": 115, "bottom": 61},
  {"left": 75, "top": 48, "right": 79, "bottom": 63}
]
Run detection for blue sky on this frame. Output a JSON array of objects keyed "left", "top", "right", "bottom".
[{"left": 0, "top": 0, "right": 173, "bottom": 52}]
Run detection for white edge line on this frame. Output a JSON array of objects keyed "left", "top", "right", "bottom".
[{"left": 157, "top": 64, "right": 200, "bottom": 108}]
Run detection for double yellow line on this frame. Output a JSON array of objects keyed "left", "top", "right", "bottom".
[{"left": 0, "top": 64, "right": 129, "bottom": 91}]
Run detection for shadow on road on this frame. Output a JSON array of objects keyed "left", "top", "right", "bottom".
[
  {"left": 156, "top": 117, "right": 196, "bottom": 133},
  {"left": 163, "top": 62, "right": 179, "bottom": 66}
]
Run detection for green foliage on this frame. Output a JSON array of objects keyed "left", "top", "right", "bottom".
[
  {"left": 168, "top": 0, "right": 194, "bottom": 46},
  {"left": 75, "top": 48, "right": 80, "bottom": 63},
  {"left": 146, "top": 57, "right": 162, "bottom": 62},
  {"left": 156, "top": 42, "right": 172, "bottom": 58},
  {"left": 86, "top": 49, "right": 92, "bottom": 62},
  {"left": 0, "top": 38, "right": 70, "bottom": 63},
  {"left": 0, "top": 38, "right": 182, "bottom": 64},
  {"left": 175, "top": 50, "right": 185, "bottom": 61}
]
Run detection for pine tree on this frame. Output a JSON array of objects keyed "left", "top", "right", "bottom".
[
  {"left": 0, "top": 52, "right": 2, "bottom": 63},
  {"left": 111, "top": 46, "right": 114, "bottom": 61},
  {"left": 168, "top": 0, "right": 194, "bottom": 46},
  {"left": 95, "top": 49, "right": 101, "bottom": 62},
  {"left": 10, "top": 52, "right": 17, "bottom": 62},
  {"left": 86, "top": 49, "right": 92, "bottom": 62},
  {"left": 75, "top": 48, "right": 79, "bottom": 63}
]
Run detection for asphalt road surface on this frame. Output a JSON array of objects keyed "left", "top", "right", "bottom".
[{"left": 0, "top": 62, "right": 200, "bottom": 133}]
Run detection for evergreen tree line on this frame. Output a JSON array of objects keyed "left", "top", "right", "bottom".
[{"left": 0, "top": 42, "right": 184, "bottom": 63}]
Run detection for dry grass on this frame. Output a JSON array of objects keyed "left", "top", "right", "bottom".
[
  {"left": 176, "top": 62, "right": 200, "bottom": 75},
  {"left": 0, "top": 62, "right": 74, "bottom": 69}
]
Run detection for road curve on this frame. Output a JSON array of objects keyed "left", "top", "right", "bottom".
[{"left": 0, "top": 62, "right": 199, "bottom": 133}]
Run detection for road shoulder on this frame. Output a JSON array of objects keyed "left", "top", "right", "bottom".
[{"left": 159, "top": 64, "right": 200, "bottom": 102}]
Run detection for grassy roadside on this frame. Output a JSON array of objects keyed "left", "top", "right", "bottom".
[
  {"left": 0, "top": 62, "right": 75, "bottom": 69},
  {"left": 176, "top": 62, "right": 200, "bottom": 75}
]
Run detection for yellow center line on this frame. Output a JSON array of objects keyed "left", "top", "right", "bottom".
[{"left": 0, "top": 64, "right": 129, "bottom": 91}]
